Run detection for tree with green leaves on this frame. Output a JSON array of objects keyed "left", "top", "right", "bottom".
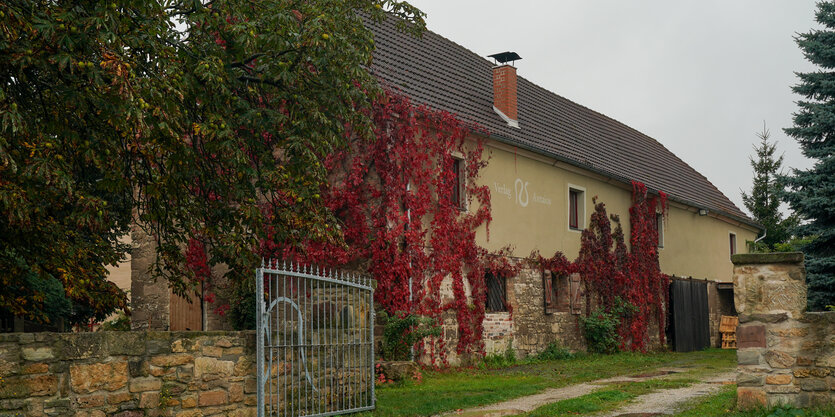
[
  {"left": 0, "top": 0, "right": 424, "bottom": 325},
  {"left": 783, "top": 0, "right": 835, "bottom": 311},
  {"left": 741, "top": 124, "right": 798, "bottom": 252}
]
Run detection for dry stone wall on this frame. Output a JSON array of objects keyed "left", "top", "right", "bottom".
[
  {"left": 0, "top": 331, "right": 257, "bottom": 417},
  {"left": 733, "top": 252, "right": 835, "bottom": 409}
]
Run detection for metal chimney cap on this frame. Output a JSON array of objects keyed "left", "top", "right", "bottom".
[{"left": 488, "top": 51, "right": 522, "bottom": 65}]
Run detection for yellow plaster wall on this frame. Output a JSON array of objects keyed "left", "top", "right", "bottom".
[{"left": 473, "top": 139, "right": 758, "bottom": 283}]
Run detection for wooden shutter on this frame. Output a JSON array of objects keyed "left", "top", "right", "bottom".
[
  {"left": 569, "top": 273, "right": 582, "bottom": 315},
  {"left": 543, "top": 270, "right": 553, "bottom": 313}
]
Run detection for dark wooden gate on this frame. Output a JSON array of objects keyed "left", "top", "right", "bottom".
[{"left": 669, "top": 278, "right": 710, "bottom": 352}]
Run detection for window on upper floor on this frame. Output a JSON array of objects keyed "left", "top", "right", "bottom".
[
  {"left": 448, "top": 157, "right": 465, "bottom": 210},
  {"left": 568, "top": 187, "right": 584, "bottom": 230},
  {"left": 485, "top": 272, "right": 507, "bottom": 313},
  {"left": 729, "top": 233, "right": 737, "bottom": 259}
]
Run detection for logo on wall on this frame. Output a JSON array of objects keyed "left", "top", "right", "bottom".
[
  {"left": 494, "top": 178, "right": 551, "bottom": 207},
  {"left": 515, "top": 179, "right": 529, "bottom": 207}
]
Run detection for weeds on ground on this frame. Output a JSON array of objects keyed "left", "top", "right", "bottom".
[
  {"left": 480, "top": 345, "right": 517, "bottom": 369},
  {"left": 532, "top": 343, "right": 574, "bottom": 361}
]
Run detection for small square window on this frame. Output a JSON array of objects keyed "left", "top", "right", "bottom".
[
  {"left": 485, "top": 272, "right": 507, "bottom": 312},
  {"left": 543, "top": 271, "right": 570, "bottom": 313},
  {"left": 568, "top": 187, "right": 584, "bottom": 230},
  {"left": 729, "top": 233, "right": 737, "bottom": 258}
]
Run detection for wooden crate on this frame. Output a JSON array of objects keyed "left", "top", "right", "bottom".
[
  {"left": 719, "top": 315, "right": 738, "bottom": 333},
  {"left": 720, "top": 315, "right": 738, "bottom": 349}
]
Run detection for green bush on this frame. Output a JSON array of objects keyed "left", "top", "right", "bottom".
[
  {"left": 481, "top": 344, "right": 517, "bottom": 368},
  {"left": 535, "top": 342, "right": 574, "bottom": 361},
  {"left": 579, "top": 298, "right": 636, "bottom": 354},
  {"left": 379, "top": 311, "right": 440, "bottom": 361},
  {"left": 98, "top": 311, "right": 131, "bottom": 331}
]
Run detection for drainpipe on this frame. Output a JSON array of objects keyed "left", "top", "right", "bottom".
[
  {"left": 406, "top": 181, "right": 415, "bottom": 361},
  {"left": 753, "top": 229, "right": 767, "bottom": 248}
]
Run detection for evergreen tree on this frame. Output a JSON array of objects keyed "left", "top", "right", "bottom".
[
  {"left": 741, "top": 124, "right": 798, "bottom": 251},
  {"left": 783, "top": 1, "right": 835, "bottom": 311}
]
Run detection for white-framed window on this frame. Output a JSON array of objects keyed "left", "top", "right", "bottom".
[
  {"left": 729, "top": 232, "right": 737, "bottom": 259},
  {"left": 567, "top": 185, "right": 585, "bottom": 231}
]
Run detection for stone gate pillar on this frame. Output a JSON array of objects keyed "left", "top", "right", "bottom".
[{"left": 732, "top": 252, "right": 835, "bottom": 409}]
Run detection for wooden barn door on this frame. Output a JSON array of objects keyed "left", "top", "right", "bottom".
[
  {"left": 670, "top": 279, "right": 709, "bottom": 352},
  {"left": 170, "top": 288, "right": 203, "bottom": 331}
]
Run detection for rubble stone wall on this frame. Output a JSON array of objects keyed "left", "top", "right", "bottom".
[
  {"left": 733, "top": 252, "right": 835, "bottom": 409},
  {"left": 0, "top": 331, "right": 258, "bottom": 416},
  {"left": 507, "top": 268, "right": 586, "bottom": 357}
]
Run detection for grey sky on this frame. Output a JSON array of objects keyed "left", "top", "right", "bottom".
[{"left": 407, "top": 0, "right": 818, "bottom": 216}]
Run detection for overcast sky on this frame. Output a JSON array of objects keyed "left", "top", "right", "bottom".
[{"left": 407, "top": 0, "right": 819, "bottom": 216}]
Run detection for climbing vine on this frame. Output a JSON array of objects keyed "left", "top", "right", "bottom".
[
  {"left": 258, "top": 90, "right": 507, "bottom": 359},
  {"left": 531, "top": 183, "right": 669, "bottom": 351}
]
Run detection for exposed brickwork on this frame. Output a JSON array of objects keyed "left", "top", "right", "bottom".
[
  {"left": 0, "top": 331, "right": 257, "bottom": 416},
  {"left": 492, "top": 65, "right": 518, "bottom": 121},
  {"left": 733, "top": 253, "right": 835, "bottom": 409}
]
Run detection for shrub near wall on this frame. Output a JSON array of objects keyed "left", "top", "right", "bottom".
[{"left": 0, "top": 331, "right": 257, "bottom": 417}]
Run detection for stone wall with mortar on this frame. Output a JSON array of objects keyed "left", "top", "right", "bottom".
[
  {"left": 0, "top": 331, "right": 258, "bottom": 416},
  {"left": 733, "top": 252, "right": 835, "bottom": 409},
  {"left": 430, "top": 266, "right": 587, "bottom": 363},
  {"left": 507, "top": 267, "right": 586, "bottom": 357}
]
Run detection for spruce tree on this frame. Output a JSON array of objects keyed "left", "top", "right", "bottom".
[
  {"left": 741, "top": 124, "right": 798, "bottom": 251},
  {"left": 783, "top": 1, "right": 835, "bottom": 311}
]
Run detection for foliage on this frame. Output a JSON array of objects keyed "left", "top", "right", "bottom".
[
  {"left": 379, "top": 311, "right": 441, "bottom": 361},
  {"left": 480, "top": 344, "right": 517, "bottom": 369},
  {"left": 579, "top": 299, "right": 637, "bottom": 354},
  {"left": 782, "top": 0, "right": 835, "bottom": 311},
  {"left": 766, "top": 405, "right": 809, "bottom": 417},
  {"left": 741, "top": 124, "right": 799, "bottom": 252},
  {"left": 98, "top": 311, "right": 131, "bottom": 331},
  {"left": 260, "top": 90, "right": 511, "bottom": 360},
  {"left": 531, "top": 184, "right": 669, "bottom": 351},
  {"left": 534, "top": 343, "right": 574, "bottom": 361},
  {"left": 772, "top": 235, "right": 817, "bottom": 253},
  {"left": 0, "top": 0, "right": 424, "bottom": 323}
]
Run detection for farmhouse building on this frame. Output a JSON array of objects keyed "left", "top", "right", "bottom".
[{"left": 128, "top": 15, "right": 760, "bottom": 358}]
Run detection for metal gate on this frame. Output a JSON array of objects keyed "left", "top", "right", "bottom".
[{"left": 256, "top": 260, "right": 376, "bottom": 417}]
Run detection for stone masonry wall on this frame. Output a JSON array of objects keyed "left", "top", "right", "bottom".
[
  {"left": 0, "top": 331, "right": 257, "bottom": 417},
  {"left": 508, "top": 267, "right": 586, "bottom": 357},
  {"left": 733, "top": 252, "right": 835, "bottom": 409}
]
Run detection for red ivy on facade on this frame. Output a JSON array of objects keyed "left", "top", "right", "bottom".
[
  {"left": 259, "top": 91, "right": 509, "bottom": 359},
  {"left": 531, "top": 183, "right": 669, "bottom": 351}
]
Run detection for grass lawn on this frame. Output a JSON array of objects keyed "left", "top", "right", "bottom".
[
  {"left": 362, "top": 348, "right": 735, "bottom": 417},
  {"left": 519, "top": 377, "right": 697, "bottom": 417},
  {"left": 674, "top": 385, "right": 835, "bottom": 417}
]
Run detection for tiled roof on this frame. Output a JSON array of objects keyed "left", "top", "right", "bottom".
[{"left": 367, "top": 16, "right": 756, "bottom": 226}]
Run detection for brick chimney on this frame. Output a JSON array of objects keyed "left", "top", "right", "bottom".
[
  {"left": 488, "top": 52, "right": 522, "bottom": 128},
  {"left": 493, "top": 65, "right": 518, "bottom": 124}
]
